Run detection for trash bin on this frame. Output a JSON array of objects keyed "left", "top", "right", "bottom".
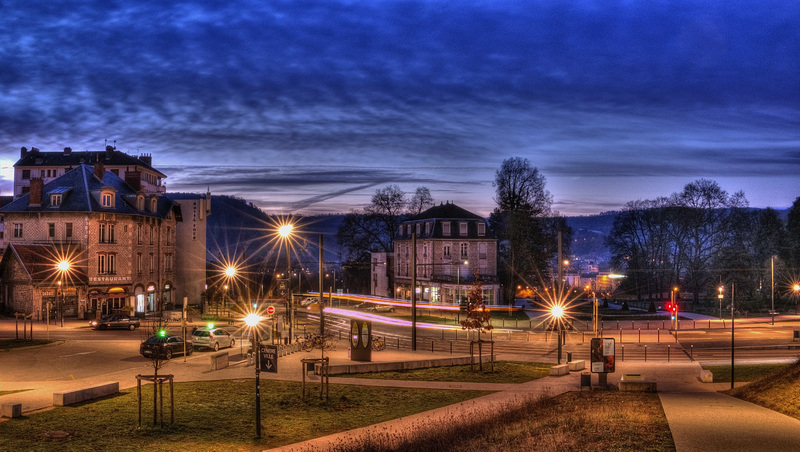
[
  {"left": 567, "top": 352, "right": 573, "bottom": 362},
  {"left": 581, "top": 372, "right": 591, "bottom": 388}
]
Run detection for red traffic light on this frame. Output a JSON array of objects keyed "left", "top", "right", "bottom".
[{"left": 666, "top": 302, "right": 672, "bottom": 311}]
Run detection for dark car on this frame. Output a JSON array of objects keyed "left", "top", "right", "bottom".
[
  {"left": 139, "top": 335, "right": 193, "bottom": 360},
  {"left": 90, "top": 314, "right": 141, "bottom": 331}
]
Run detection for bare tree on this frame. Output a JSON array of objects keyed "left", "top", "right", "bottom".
[{"left": 408, "top": 186, "right": 434, "bottom": 216}]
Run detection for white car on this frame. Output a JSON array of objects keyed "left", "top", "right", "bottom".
[
  {"left": 191, "top": 327, "right": 235, "bottom": 351},
  {"left": 368, "top": 305, "right": 396, "bottom": 313}
]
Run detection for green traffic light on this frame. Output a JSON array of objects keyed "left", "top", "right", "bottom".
[
  {"left": 159, "top": 329, "right": 166, "bottom": 337},
  {"left": 207, "top": 323, "right": 214, "bottom": 330}
]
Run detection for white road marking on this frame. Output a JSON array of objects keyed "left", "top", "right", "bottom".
[{"left": 59, "top": 351, "right": 96, "bottom": 358}]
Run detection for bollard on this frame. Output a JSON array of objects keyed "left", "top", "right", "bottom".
[
  {"left": 647, "top": 320, "right": 650, "bottom": 330},
  {"left": 621, "top": 344, "right": 624, "bottom": 361},
  {"left": 582, "top": 331, "right": 585, "bottom": 343},
  {"left": 632, "top": 321, "right": 635, "bottom": 330},
  {"left": 644, "top": 345, "right": 647, "bottom": 362},
  {"left": 668, "top": 344, "right": 671, "bottom": 362},
  {"left": 616, "top": 321, "right": 619, "bottom": 329},
  {"left": 693, "top": 319, "right": 696, "bottom": 329},
  {"left": 527, "top": 332, "right": 530, "bottom": 342},
  {"left": 657, "top": 329, "right": 660, "bottom": 343},
  {"left": 690, "top": 344, "right": 693, "bottom": 361},
  {"left": 450, "top": 342, "right": 453, "bottom": 354},
  {"left": 708, "top": 320, "right": 711, "bottom": 329},
  {"left": 397, "top": 337, "right": 400, "bottom": 349},
  {"left": 662, "top": 320, "right": 665, "bottom": 329},
  {"left": 442, "top": 329, "right": 445, "bottom": 340},
  {"left": 431, "top": 340, "right": 434, "bottom": 352},
  {"left": 638, "top": 328, "right": 641, "bottom": 343},
  {"left": 620, "top": 329, "right": 623, "bottom": 343}
]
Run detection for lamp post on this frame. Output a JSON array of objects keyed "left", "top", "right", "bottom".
[
  {"left": 552, "top": 305, "right": 564, "bottom": 364},
  {"left": 278, "top": 223, "right": 294, "bottom": 343},
  {"left": 770, "top": 256, "right": 775, "bottom": 325},
  {"left": 56, "top": 259, "right": 70, "bottom": 327},
  {"left": 244, "top": 313, "right": 264, "bottom": 438},
  {"left": 455, "top": 260, "right": 468, "bottom": 305}
]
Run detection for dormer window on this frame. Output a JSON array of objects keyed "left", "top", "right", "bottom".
[
  {"left": 150, "top": 197, "right": 158, "bottom": 212},
  {"left": 459, "top": 222, "right": 468, "bottom": 236},
  {"left": 51, "top": 194, "right": 62, "bottom": 207},
  {"left": 137, "top": 195, "right": 145, "bottom": 211},
  {"left": 443, "top": 222, "right": 451, "bottom": 236},
  {"left": 478, "top": 223, "right": 485, "bottom": 236},
  {"left": 101, "top": 192, "right": 113, "bottom": 208}
]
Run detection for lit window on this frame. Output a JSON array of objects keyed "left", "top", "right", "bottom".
[
  {"left": 101, "top": 193, "right": 112, "bottom": 207},
  {"left": 51, "top": 194, "right": 62, "bottom": 206}
]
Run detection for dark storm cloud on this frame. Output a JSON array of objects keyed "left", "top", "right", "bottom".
[{"left": 1, "top": 0, "right": 799, "bottom": 214}]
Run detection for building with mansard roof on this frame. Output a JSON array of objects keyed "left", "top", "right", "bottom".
[
  {"left": 390, "top": 202, "right": 501, "bottom": 306},
  {"left": 0, "top": 155, "right": 208, "bottom": 320},
  {"left": 13, "top": 145, "right": 166, "bottom": 199}
]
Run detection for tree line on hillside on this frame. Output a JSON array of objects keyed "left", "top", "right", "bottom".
[
  {"left": 336, "top": 157, "right": 573, "bottom": 302},
  {"left": 607, "top": 179, "right": 800, "bottom": 313}
]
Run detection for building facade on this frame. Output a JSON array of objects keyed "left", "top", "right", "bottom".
[
  {"left": 392, "top": 202, "right": 501, "bottom": 305},
  {"left": 1, "top": 145, "right": 209, "bottom": 319}
]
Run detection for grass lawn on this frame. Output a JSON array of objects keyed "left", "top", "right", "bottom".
[
  {"left": 337, "top": 391, "right": 674, "bottom": 452},
  {"left": 704, "top": 363, "right": 792, "bottom": 383},
  {"left": 338, "top": 361, "right": 552, "bottom": 384},
  {"left": 0, "top": 380, "right": 492, "bottom": 451},
  {"left": 728, "top": 360, "right": 800, "bottom": 420},
  {"left": 0, "top": 339, "right": 53, "bottom": 350}
]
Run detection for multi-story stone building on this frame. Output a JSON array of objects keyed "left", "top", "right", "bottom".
[
  {"left": 1, "top": 145, "right": 211, "bottom": 318},
  {"left": 392, "top": 202, "right": 501, "bottom": 305}
]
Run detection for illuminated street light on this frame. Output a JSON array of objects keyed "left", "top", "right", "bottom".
[
  {"left": 225, "top": 266, "right": 236, "bottom": 278},
  {"left": 244, "top": 312, "right": 264, "bottom": 438},
  {"left": 55, "top": 259, "right": 71, "bottom": 327},
  {"left": 278, "top": 223, "right": 294, "bottom": 343},
  {"left": 551, "top": 304, "right": 565, "bottom": 364}
]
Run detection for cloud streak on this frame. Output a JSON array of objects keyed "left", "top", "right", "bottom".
[{"left": 1, "top": 0, "right": 798, "bottom": 215}]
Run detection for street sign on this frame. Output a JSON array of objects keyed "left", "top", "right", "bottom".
[
  {"left": 267, "top": 305, "right": 275, "bottom": 315},
  {"left": 260, "top": 345, "right": 278, "bottom": 373}
]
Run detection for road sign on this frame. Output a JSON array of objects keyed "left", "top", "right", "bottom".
[
  {"left": 260, "top": 345, "right": 278, "bottom": 373},
  {"left": 266, "top": 305, "right": 275, "bottom": 315}
]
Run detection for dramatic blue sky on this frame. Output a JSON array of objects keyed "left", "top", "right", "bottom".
[{"left": 2, "top": 0, "right": 799, "bottom": 216}]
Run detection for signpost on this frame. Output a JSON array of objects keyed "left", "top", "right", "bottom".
[{"left": 260, "top": 345, "right": 278, "bottom": 373}]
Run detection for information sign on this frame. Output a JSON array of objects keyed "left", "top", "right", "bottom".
[{"left": 590, "top": 338, "right": 615, "bottom": 373}]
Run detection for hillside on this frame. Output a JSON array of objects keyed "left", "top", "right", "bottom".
[{"left": 728, "top": 360, "right": 800, "bottom": 419}]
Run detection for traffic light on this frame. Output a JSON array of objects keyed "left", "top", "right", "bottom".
[
  {"left": 670, "top": 303, "right": 678, "bottom": 320},
  {"left": 158, "top": 329, "right": 167, "bottom": 337}
]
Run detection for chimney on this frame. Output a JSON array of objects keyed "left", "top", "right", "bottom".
[
  {"left": 139, "top": 153, "right": 152, "bottom": 166},
  {"left": 105, "top": 145, "right": 114, "bottom": 160},
  {"left": 30, "top": 147, "right": 40, "bottom": 155},
  {"left": 63, "top": 147, "right": 72, "bottom": 156},
  {"left": 29, "top": 178, "right": 43, "bottom": 207},
  {"left": 20, "top": 147, "right": 28, "bottom": 158},
  {"left": 125, "top": 170, "right": 141, "bottom": 191},
  {"left": 94, "top": 160, "right": 105, "bottom": 180}
]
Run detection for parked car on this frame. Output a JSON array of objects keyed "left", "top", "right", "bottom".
[
  {"left": 139, "top": 335, "right": 193, "bottom": 359},
  {"left": 368, "top": 305, "right": 396, "bottom": 313},
  {"left": 191, "top": 327, "right": 235, "bottom": 351},
  {"left": 352, "top": 303, "right": 370, "bottom": 309},
  {"left": 90, "top": 314, "right": 141, "bottom": 331}
]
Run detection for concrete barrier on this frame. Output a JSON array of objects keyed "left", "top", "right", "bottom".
[
  {"left": 700, "top": 369, "right": 713, "bottom": 383},
  {"left": 568, "top": 360, "right": 585, "bottom": 371},
  {"left": 619, "top": 374, "right": 657, "bottom": 392},
  {"left": 549, "top": 364, "right": 569, "bottom": 376},
  {"left": 53, "top": 382, "right": 119, "bottom": 406},
  {"left": 2, "top": 403, "right": 22, "bottom": 418},
  {"left": 325, "top": 355, "right": 494, "bottom": 375},
  {"left": 210, "top": 351, "right": 229, "bottom": 370}
]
